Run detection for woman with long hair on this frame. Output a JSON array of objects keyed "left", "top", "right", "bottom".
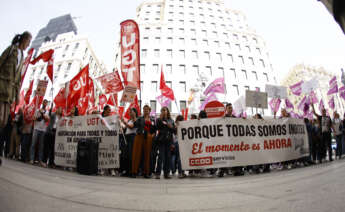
[
  {"left": 131, "top": 105, "right": 156, "bottom": 178},
  {"left": 155, "top": 107, "right": 175, "bottom": 179},
  {"left": 0, "top": 31, "right": 32, "bottom": 165}
]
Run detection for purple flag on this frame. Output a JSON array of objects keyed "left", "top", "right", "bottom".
[
  {"left": 298, "top": 96, "right": 307, "bottom": 111},
  {"left": 156, "top": 95, "right": 171, "bottom": 107},
  {"left": 339, "top": 86, "right": 345, "bottom": 100},
  {"left": 309, "top": 91, "right": 318, "bottom": 104},
  {"left": 285, "top": 98, "right": 294, "bottom": 109},
  {"left": 199, "top": 93, "right": 217, "bottom": 110},
  {"left": 319, "top": 99, "right": 325, "bottom": 112},
  {"left": 327, "top": 76, "right": 338, "bottom": 95},
  {"left": 328, "top": 96, "right": 335, "bottom": 109},
  {"left": 203, "top": 78, "right": 225, "bottom": 96},
  {"left": 290, "top": 80, "right": 303, "bottom": 96},
  {"left": 269, "top": 98, "right": 281, "bottom": 113}
]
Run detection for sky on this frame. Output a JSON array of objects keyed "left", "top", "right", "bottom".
[{"left": 0, "top": 0, "right": 344, "bottom": 83}]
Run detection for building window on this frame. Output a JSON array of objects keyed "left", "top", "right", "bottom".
[
  {"left": 219, "top": 67, "right": 224, "bottom": 77},
  {"left": 67, "top": 63, "right": 72, "bottom": 71},
  {"left": 166, "top": 81, "right": 172, "bottom": 88},
  {"left": 238, "top": 56, "right": 244, "bottom": 64},
  {"left": 140, "top": 64, "right": 145, "bottom": 73},
  {"left": 150, "top": 100, "right": 157, "bottom": 112},
  {"left": 202, "top": 30, "right": 207, "bottom": 37},
  {"left": 225, "top": 42, "right": 230, "bottom": 49},
  {"left": 140, "top": 81, "right": 144, "bottom": 91},
  {"left": 252, "top": 71, "right": 258, "bottom": 80},
  {"left": 143, "top": 37, "right": 149, "bottom": 42},
  {"left": 179, "top": 50, "right": 185, "bottom": 58},
  {"left": 236, "top": 44, "right": 241, "bottom": 51},
  {"left": 179, "top": 81, "right": 186, "bottom": 92},
  {"left": 156, "top": 27, "right": 161, "bottom": 33},
  {"left": 179, "top": 65, "right": 186, "bottom": 74},
  {"left": 168, "top": 28, "right": 173, "bottom": 34},
  {"left": 216, "top": 53, "right": 222, "bottom": 61},
  {"left": 180, "top": 101, "right": 187, "bottom": 110},
  {"left": 141, "top": 49, "right": 147, "bottom": 58},
  {"left": 203, "top": 39, "right": 208, "bottom": 46},
  {"left": 155, "top": 37, "right": 161, "bottom": 44},
  {"left": 206, "top": 66, "right": 212, "bottom": 76},
  {"left": 153, "top": 64, "right": 159, "bottom": 73},
  {"left": 233, "top": 34, "right": 238, "bottom": 40},
  {"left": 154, "top": 49, "right": 160, "bottom": 57},
  {"left": 242, "top": 70, "right": 247, "bottom": 80},
  {"left": 57, "top": 64, "right": 62, "bottom": 72},
  {"left": 244, "top": 85, "right": 250, "bottom": 90},
  {"left": 256, "top": 47, "right": 261, "bottom": 55},
  {"left": 260, "top": 59, "right": 265, "bottom": 68},
  {"left": 249, "top": 57, "right": 254, "bottom": 65},
  {"left": 253, "top": 37, "right": 258, "bottom": 44},
  {"left": 167, "top": 49, "right": 173, "bottom": 58},
  {"left": 243, "top": 36, "right": 248, "bottom": 42},
  {"left": 263, "top": 73, "right": 269, "bottom": 82},
  {"left": 233, "top": 84, "right": 239, "bottom": 95},
  {"left": 179, "top": 28, "right": 184, "bottom": 34},
  {"left": 192, "top": 50, "right": 198, "bottom": 59},
  {"left": 179, "top": 38, "right": 185, "bottom": 44},
  {"left": 151, "top": 81, "right": 157, "bottom": 91},
  {"left": 192, "top": 65, "right": 199, "bottom": 75},
  {"left": 166, "top": 64, "right": 172, "bottom": 73},
  {"left": 204, "top": 51, "right": 210, "bottom": 60},
  {"left": 223, "top": 32, "right": 229, "bottom": 39},
  {"left": 231, "top": 68, "right": 236, "bottom": 79},
  {"left": 214, "top": 41, "right": 220, "bottom": 47},
  {"left": 167, "top": 37, "right": 173, "bottom": 44},
  {"left": 191, "top": 28, "right": 196, "bottom": 35},
  {"left": 74, "top": 43, "right": 79, "bottom": 50},
  {"left": 64, "top": 45, "right": 69, "bottom": 51},
  {"left": 246, "top": 46, "right": 251, "bottom": 52},
  {"left": 228, "top": 54, "right": 233, "bottom": 63},
  {"left": 191, "top": 38, "right": 197, "bottom": 45}
]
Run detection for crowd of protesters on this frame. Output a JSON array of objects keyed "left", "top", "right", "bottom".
[
  {"left": 1, "top": 99, "right": 345, "bottom": 179},
  {"left": 1, "top": 32, "right": 345, "bottom": 179}
]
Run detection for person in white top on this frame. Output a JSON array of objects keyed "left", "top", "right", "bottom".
[{"left": 29, "top": 99, "right": 49, "bottom": 167}]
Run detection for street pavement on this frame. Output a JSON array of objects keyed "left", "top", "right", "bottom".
[{"left": 1, "top": 158, "right": 345, "bottom": 212}]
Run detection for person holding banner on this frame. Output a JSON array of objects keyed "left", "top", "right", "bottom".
[
  {"left": 131, "top": 105, "right": 156, "bottom": 178},
  {"left": 43, "top": 106, "right": 62, "bottom": 168},
  {"left": 121, "top": 108, "right": 138, "bottom": 177},
  {"left": 0, "top": 31, "right": 32, "bottom": 166},
  {"left": 311, "top": 104, "right": 333, "bottom": 162},
  {"left": 155, "top": 107, "right": 175, "bottom": 179},
  {"left": 29, "top": 99, "right": 49, "bottom": 167}
]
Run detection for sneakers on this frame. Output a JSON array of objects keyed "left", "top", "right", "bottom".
[
  {"left": 40, "top": 162, "right": 47, "bottom": 168},
  {"left": 29, "top": 160, "right": 34, "bottom": 165},
  {"left": 178, "top": 173, "right": 186, "bottom": 179},
  {"left": 155, "top": 174, "right": 160, "bottom": 179},
  {"left": 111, "top": 169, "right": 116, "bottom": 176}
]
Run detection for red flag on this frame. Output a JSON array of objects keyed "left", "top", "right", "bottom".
[
  {"left": 67, "top": 65, "right": 89, "bottom": 107},
  {"left": 97, "top": 70, "right": 124, "bottom": 94},
  {"left": 118, "top": 106, "right": 125, "bottom": 119},
  {"left": 159, "top": 69, "right": 175, "bottom": 100},
  {"left": 99, "top": 94, "right": 107, "bottom": 108},
  {"left": 24, "top": 80, "right": 34, "bottom": 104},
  {"left": 77, "top": 96, "right": 89, "bottom": 116},
  {"left": 21, "top": 48, "right": 34, "bottom": 86},
  {"left": 120, "top": 20, "right": 140, "bottom": 89},
  {"left": 24, "top": 95, "right": 43, "bottom": 123},
  {"left": 184, "top": 108, "right": 189, "bottom": 120},
  {"left": 16, "top": 90, "right": 25, "bottom": 113},
  {"left": 87, "top": 77, "right": 95, "bottom": 106},
  {"left": 54, "top": 87, "right": 67, "bottom": 109},
  {"left": 107, "top": 93, "right": 118, "bottom": 107},
  {"left": 30, "top": 49, "right": 54, "bottom": 82},
  {"left": 124, "top": 95, "right": 140, "bottom": 119}
]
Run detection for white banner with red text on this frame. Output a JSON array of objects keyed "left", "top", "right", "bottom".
[
  {"left": 55, "top": 114, "right": 119, "bottom": 169},
  {"left": 178, "top": 117, "right": 308, "bottom": 170}
]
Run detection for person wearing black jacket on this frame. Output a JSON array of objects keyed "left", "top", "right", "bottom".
[
  {"left": 9, "top": 108, "right": 23, "bottom": 160},
  {"left": 155, "top": 106, "right": 175, "bottom": 179},
  {"left": 131, "top": 105, "right": 156, "bottom": 178},
  {"left": 312, "top": 104, "right": 333, "bottom": 162}
]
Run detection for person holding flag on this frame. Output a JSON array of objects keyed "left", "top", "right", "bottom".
[{"left": 0, "top": 31, "right": 32, "bottom": 165}]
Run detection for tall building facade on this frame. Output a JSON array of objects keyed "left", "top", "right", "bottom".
[
  {"left": 22, "top": 32, "right": 108, "bottom": 103},
  {"left": 30, "top": 14, "right": 78, "bottom": 55},
  {"left": 118, "top": 0, "right": 277, "bottom": 115},
  {"left": 281, "top": 63, "right": 345, "bottom": 116}
]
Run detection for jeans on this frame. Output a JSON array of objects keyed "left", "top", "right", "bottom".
[
  {"left": 336, "top": 134, "right": 343, "bottom": 158},
  {"left": 21, "top": 133, "right": 31, "bottom": 162},
  {"left": 171, "top": 142, "right": 183, "bottom": 174},
  {"left": 156, "top": 142, "right": 171, "bottom": 176},
  {"left": 30, "top": 129, "right": 45, "bottom": 162},
  {"left": 321, "top": 132, "right": 332, "bottom": 161}
]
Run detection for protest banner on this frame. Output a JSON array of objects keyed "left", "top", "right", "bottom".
[
  {"left": 301, "top": 78, "right": 319, "bottom": 94},
  {"left": 245, "top": 90, "right": 268, "bottom": 109},
  {"left": 120, "top": 85, "right": 137, "bottom": 103},
  {"left": 178, "top": 117, "right": 308, "bottom": 170},
  {"left": 265, "top": 84, "right": 287, "bottom": 99},
  {"left": 55, "top": 114, "right": 119, "bottom": 169},
  {"left": 36, "top": 80, "right": 48, "bottom": 97}
]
